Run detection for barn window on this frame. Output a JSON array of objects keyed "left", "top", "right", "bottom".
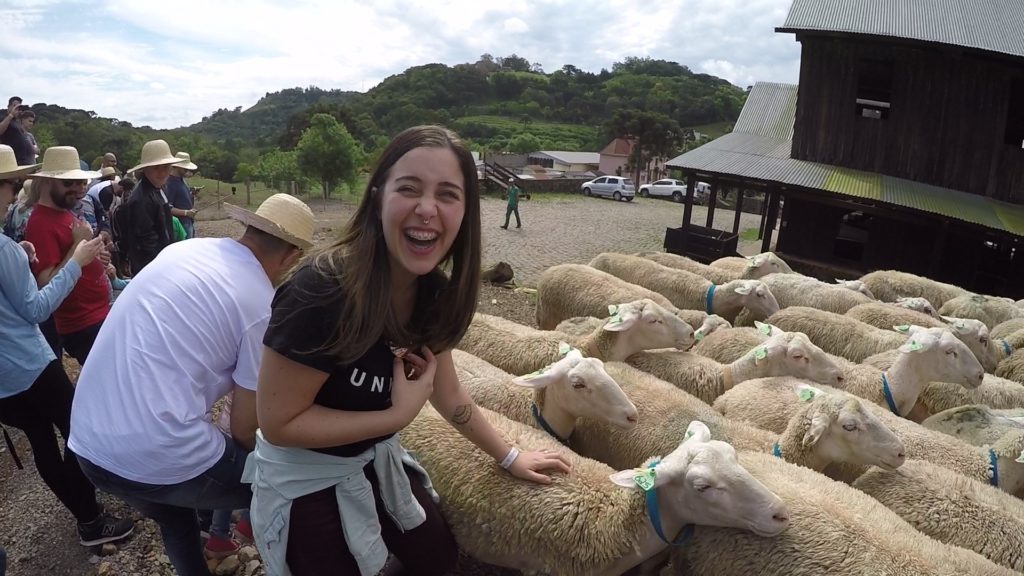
[
  {"left": 1005, "top": 77, "right": 1024, "bottom": 148},
  {"left": 834, "top": 210, "right": 870, "bottom": 261},
  {"left": 855, "top": 59, "right": 893, "bottom": 120}
]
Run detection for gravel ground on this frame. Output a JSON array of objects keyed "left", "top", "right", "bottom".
[{"left": 0, "top": 193, "right": 757, "bottom": 575}]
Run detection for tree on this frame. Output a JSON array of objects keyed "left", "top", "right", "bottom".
[
  {"left": 508, "top": 133, "right": 542, "bottom": 154},
  {"left": 605, "top": 110, "right": 683, "bottom": 186},
  {"left": 296, "top": 114, "right": 362, "bottom": 200}
]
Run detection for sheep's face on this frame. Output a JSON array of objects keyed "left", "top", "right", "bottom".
[
  {"left": 609, "top": 421, "right": 790, "bottom": 538},
  {"left": 604, "top": 299, "right": 695, "bottom": 352},
  {"left": 745, "top": 252, "right": 793, "bottom": 279},
  {"left": 515, "top": 350, "right": 638, "bottom": 430},
  {"left": 803, "top": 397, "right": 905, "bottom": 470},
  {"left": 757, "top": 333, "right": 844, "bottom": 387},
  {"left": 731, "top": 280, "right": 780, "bottom": 321},
  {"left": 693, "top": 314, "right": 732, "bottom": 343},
  {"left": 943, "top": 317, "right": 999, "bottom": 372},
  {"left": 896, "top": 297, "right": 938, "bottom": 318},
  {"left": 899, "top": 328, "right": 985, "bottom": 389},
  {"left": 836, "top": 279, "right": 876, "bottom": 300}
]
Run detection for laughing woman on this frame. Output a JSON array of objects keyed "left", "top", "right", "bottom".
[{"left": 249, "top": 126, "right": 570, "bottom": 576}]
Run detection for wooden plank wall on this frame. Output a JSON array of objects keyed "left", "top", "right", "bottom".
[{"left": 791, "top": 36, "right": 1024, "bottom": 203}]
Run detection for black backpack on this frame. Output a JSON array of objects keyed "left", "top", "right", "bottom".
[{"left": 109, "top": 201, "right": 133, "bottom": 255}]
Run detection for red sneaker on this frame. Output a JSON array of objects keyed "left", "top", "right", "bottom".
[
  {"left": 233, "top": 519, "right": 253, "bottom": 545},
  {"left": 203, "top": 535, "right": 240, "bottom": 560}
]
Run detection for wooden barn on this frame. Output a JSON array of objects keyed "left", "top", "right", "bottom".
[{"left": 664, "top": 0, "right": 1024, "bottom": 298}]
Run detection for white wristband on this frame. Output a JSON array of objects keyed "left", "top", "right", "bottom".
[{"left": 499, "top": 446, "right": 520, "bottom": 470}]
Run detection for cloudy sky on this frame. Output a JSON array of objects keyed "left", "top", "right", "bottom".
[{"left": 1, "top": 0, "right": 801, "bottom": 129}]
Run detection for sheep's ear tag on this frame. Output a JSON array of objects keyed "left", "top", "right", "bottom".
[
  {"left": 798, "top": 388, "right": 816, "bottom": 402},
  {"left": 1016, "top": 449, "right": 1024, "bottom": 464},
  {"left": 558, "top": 342, "right": 573, "bottom": 357},
  {"left": 608, "top": 304, "right": 619, "bottom": 316},
  {"left": 956, "top": 321, "right": 966, "bottom": 331},
  {"left": 528, "top": 366, "right": 547, "bottom": 376},
  {"left": 894, "top": 324, "right": 910, "bottom": 333},
  {"left": 757, "top": 322, "right": 773, "bottom": 336},
  {"left": 633, "top": 467, "right": 656, "bottom": 491},
  {"left": 694, "top": 329, "right": 705, "bottom": 342},
  {"left": 607, "top": 305, "right": 623, "bottom": 325},
  {"left": 754, "top": 346, "right": 768, "bottom": 363},
  {"left": 908, "top": 340, "right": 923, "bottom": 352}
]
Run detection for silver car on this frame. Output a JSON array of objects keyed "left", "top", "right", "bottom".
[
  {"left": 638, "top": 179, "right": 709, "bottom": 203},
  {"left": 580, "top": 176, "right": 635, "bottom": 202}
]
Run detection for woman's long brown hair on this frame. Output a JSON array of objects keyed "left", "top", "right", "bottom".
[{"left": 302, "top": 125, "right": 481, "bottom": 364}]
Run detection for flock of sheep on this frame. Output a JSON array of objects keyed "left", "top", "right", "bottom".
[{"left": 400, "top": 251, "right": 1024, "bottom": 575}]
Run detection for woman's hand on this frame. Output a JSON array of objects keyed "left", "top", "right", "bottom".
[
  {"left": 507, "top": 448, "right": 572, "bottom": 484},
  {"left": 390, "top": 346, "right": 437, "bottom": 425}
]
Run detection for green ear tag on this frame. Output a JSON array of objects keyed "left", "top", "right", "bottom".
[
  {"left": 558, "top": 342, "right": 572, "bottom": 356},
  {"left": 685, "top": 429, "right": 695, "bottom": 440},
  {"left": 694, "top": 329, "right": 705, "bottom": 342},
  {"left": 908, "top": 340, "right": 923, "bottom": 352},
  {"left": 528, "top": 366, "right": 547, "bottom": 376},
  {"left": 633, "top": 467, "right": 656, "bottom": 491},
  {"left": 798, "top": 388, "right": 816, "bottom": 402},
  {"left": 894, "top": 325, "right": 910, "bottom": 333},
  {"left": 608, "top": 304, "right": 619, "bottom": 316},
  {"left": 754, "top": 346, "right": 768, "bottom": 363},
  {"left": 758, "top": 323, "right": 772, "bottom": 336},
  {"left": 956, "top": 321, "right": 966, "bottom": 331},
  {"left": 1016, "top": 450, "right": 1024, "bottom": 464}
]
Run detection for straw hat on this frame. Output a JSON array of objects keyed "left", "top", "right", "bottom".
[
  {"left": 173, "top": 152, "right": 198, "bottom": 171},
  {"left": 29, "top": 146, "right": 99, "bottom": 180},
  {"left": 224, "top": 193, "right": 315, "bottom": 249},
  {"left": 0, "top": 144, "right": 40, "bottom": 179},
  {"left": 128, "top": 140, "right": 185, "bottom": 174}
]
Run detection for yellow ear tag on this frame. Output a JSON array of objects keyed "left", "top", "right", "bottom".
[{"left": 633, "top": 467, "right": 656, "bottom": 491}]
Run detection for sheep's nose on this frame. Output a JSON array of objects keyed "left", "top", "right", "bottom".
[
  {"left": 626, "top": 413, "right": 638, "bottom": 423},
  {"left": 772, "top": 510, "right": 791, "bottom": 524},
  {"left": 836, "top": 375, "right": 845, "bottom": 385}
]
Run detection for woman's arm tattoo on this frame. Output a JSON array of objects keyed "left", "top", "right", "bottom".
[{"left": 451, "top": 403, "right": 473, "bottom": 425}]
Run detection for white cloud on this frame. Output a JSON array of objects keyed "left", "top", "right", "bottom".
[{"left": 0, "top": 0, "right": 801, "bottom": 128}]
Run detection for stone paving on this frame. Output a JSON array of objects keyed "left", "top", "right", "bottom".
[{"left": 481, "top": 195, "right": 770, "bottom": 286}]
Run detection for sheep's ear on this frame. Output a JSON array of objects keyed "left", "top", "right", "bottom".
[
  {"left": 683, "top": 420, "right": 711, "bottom": 444},
  {"left": 803, "top": 411, "right": 830, "bottom": 447},
  {"left": 734, "top": 284, "right": 752, "bottom": 295},
  {"left": 513, "top": 350, "right": 577, "bottom": 388},
  {"left": 898, "top": 337, "right": 929, "bottom": 353},
  {"left": 794, "top": 382, "right": 825, "bottom": 402},
  {"left": 603, "top": 303, "right": 639, "bottom": 332},
  {"left": 754, "top": 320, "right": 775, "bottom": 336},
  {"left": 609, "top": 465, "right": 665, "bottom": 490},
  {"left": 834, "top": 278, "right": 847, "bottom": 284},
  {"left": 1017, "top": 449, "right": 1024, "bottom": 464},
  {"left": 750, "top": 255, "right": 765, "bottom": 267}
]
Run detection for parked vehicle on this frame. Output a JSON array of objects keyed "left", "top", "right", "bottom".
[
  {"left": 638, "top": 179, "right": 710, "bottom": 203},
  {"left": 580, "top": 176, "right": 635, "bottom": 201}
]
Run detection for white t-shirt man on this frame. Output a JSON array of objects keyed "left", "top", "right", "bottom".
[{"left": 69, "top": 238, "right": 274, "bottom": 484}]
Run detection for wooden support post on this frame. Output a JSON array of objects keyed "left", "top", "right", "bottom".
[
  {"left": 732, "top": 186, "right": 745, "bottom": 235},
  {"left": 761, "top": 188, "right": 781, "bottom": 253},
  {"left": 705, "top": 178, "right": 718, "bottom": 229},
  {"left": 757, "top": 191, "right": 769, "bottom": 240},
  {"left": 682, "top": 173, "right": 696, "bottom": 228}
]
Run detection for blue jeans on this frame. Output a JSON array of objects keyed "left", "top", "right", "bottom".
[
  {"left": 210, "top": 507, "right": 250, "bottom": 539},
  {"left": 76, "top": 438, "right": 253, "bottom": 576},
  {"left": 1, "top": 545, "right": 7, "bottom": 576}
]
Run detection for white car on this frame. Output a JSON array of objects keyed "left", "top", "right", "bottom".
[
  {"left": 638, "top": 179, "right": 710, "bottom": 203},
  {"left": 580, "top": 176, "right": 635, "bottom": 201}
]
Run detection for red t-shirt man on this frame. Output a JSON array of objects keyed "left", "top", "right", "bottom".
[{"left": 26, "top": 203, "right": 109, "bottom": 356}]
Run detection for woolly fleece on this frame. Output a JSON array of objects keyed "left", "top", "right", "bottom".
[
  {"left": 859, "top": 269, "right": 969, "bottom": 309},
  {"left": 535, "top": 264, "right": 674, "bottom": 330},
  {"left": 845, "top": 302, "right": 944, "bottom": 331},
  {"left": 759, "top": 272, "right": 873, "bottom": 314},
  {"left": 768, "top": 307, "right": 905, "bottom": 362},
  {"left": 939, "top": 294, "right": 1024, "bottom": 330}
]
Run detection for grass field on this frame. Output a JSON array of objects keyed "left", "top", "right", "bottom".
[
  {"left": 687, "top": 121, "right": 734, "bottom": 140},
  {"left": 455, "top": 115, "right": 599, "bottom": 149},
  {"left": 189, "top": 176, "right": 367, "bottom": 210}
]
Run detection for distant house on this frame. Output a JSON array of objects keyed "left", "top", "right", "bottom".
[
  {"left": 666, "top": 0, "right": 1024, "bottom": 296},
  {"left": 599, "top": 138, "right": 668, "bottom": 184},
  {"left": 527, "top": 151, "right": 600, "bottom": 175}
]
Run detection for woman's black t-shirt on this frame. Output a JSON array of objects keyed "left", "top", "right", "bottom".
[{"left": 263, "top": 262, "right": 445, "bottom": 457}]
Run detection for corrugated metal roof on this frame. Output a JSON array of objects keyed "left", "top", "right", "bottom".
[
  {"left": 665, "top": 81, "right": 1024, "bottom": 237},
  {"left": 732, "top": 82, "right": 800, "bottom": 140},
  {"left": 779, "top": 0, "right": 1024, "bottom": 60},
  {"left": 532, "top": 151, "right": 600, "bottom": 165}
]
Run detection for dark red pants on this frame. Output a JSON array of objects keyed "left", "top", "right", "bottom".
[{"left": 286, "top": 464, "right": 458, "bottom": 576}]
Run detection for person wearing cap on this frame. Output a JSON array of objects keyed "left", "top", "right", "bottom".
[
  {"left": 69, "top": 193, "right": 314, "bottom": 576},
  {"left": 166, "top": 152, "right": 198, "bottom": 239},
  {"left": 123, "top": 139, "right": 178, "bottom": 274},
  {"left": 499, "top": 175, "right": 522, "bottom": 229},
  {"left": 0, "top": 145, "right": 135, "bottom": 550},
  {"left": 24, "top": 146, "right": 112, "bottom": 364}
]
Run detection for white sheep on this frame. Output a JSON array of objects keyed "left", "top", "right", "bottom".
[
  {"left": 767, "top": 306, "right": 913, "bottom": 362},
  {"left": 939, "top": 293, "right": 1024, "bottom": 329},
  {"left": 922, "top": 404, "right": 1024, "bottom": 446},
  {"left": 833, "top": 278, "right": 876, "bottom": 299},
  {"left": 452, "top": 348, "right": 638, "bottom": 443},
  {"left": 709, "top": 251, "right": 795, "bottom": 278},
  {"left": 992, "top": 318, "right": 1024, "bottom": 340},
  {"left": 625, "top": 332, "right": 844, "bottom": 404},
  {"left": 861, "top": 349, "right": 1024, "bottom": 415},
  {"left": 588, "top": 252, "right": 780, "bottom": 323},
  {"left": 845, "top": 301, "right": 944, "bottom": 332},
  {"left": 756, "top": 272, "right": 874, "bottom": 314},
  {"left": 859, "top": 269, "right": 971, "bottom": 309},
  {"left": 635, "top": 251, "right": 740, "bottom": 285},
  {"left": 401, "top": 407, "right": 789, "bottom": 576},
  {"left": 996, "top": 348, "right": 1024, "bottom": 386},
  {"left": 670, "top": 450, "right": 1015, "bottom": 576},
  {"left": 459, "top": 299, "right": 694, "bottom": 377},
  {"left": 713, "top": 378, "right": 1024, "bottom": 497},
  {"left": 535, "top": 264, "right": 677, "bottom": 330},
  {"left": 853, "top": 458, "right": 1024, "bottom": 572}
]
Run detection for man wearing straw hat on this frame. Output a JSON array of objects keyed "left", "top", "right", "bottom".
[
  {"left": 166, "top": 151, "right": 198, "bottom": 239},
  {"left": 70, "top": 193, "right": 315, "bottom": 576},
  {"left": 123, "top": 139, "right": 179, "bottom": 274},
  {"left": 24, "top": 146, "right": 111, "bottom": 364}
]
